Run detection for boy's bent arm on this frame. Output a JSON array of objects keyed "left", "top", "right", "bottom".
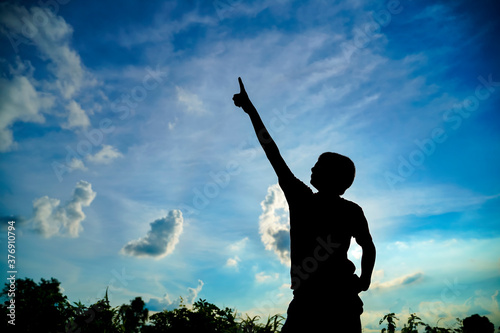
[
  {"left": 233, "top": 77, "right": 292, "bottom": 179},
  {"left": 359, "top": 237, "right": 376, "bottom": 292},
  {"left": 355, "top": 210, "right": 376, "bottom": 292}
]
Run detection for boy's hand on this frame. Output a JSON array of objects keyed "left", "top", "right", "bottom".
[{"left": 233, "top": 77, "right": 252, "bottom": 110}]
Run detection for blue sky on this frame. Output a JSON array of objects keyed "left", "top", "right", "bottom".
[{"left": 1, "top": 0, "right": 499, "bottom": 331}]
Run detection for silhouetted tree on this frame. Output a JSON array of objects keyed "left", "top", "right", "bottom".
[
  {"left": 402, "top": 313, "right": 425, "bottom": 332},
  {"left": 424, "top": 318, "right": 463, "bottom": 332},
  {"left": 67, "top": 288, "right": 120, "bottom": 333},
  {"left": 118, "top": 297, "right": 148, "bottom": 333},
  {"left": 0, "top": 277, "right": 72, "bottom": 332},
  {"left": 147, "top": 298, "right": 240, "bottom": 333},
  {"left": 380, "top": 313, "right": 399, "bottom": 333},
  {"left": 3, "top": 276, "right": 498, "bottom": 333},
  {"left": 239, "top": 314, "right": 284, "bottom": 333},
  {"left": 463, "top": 314, "right": 494, "bottom": 333}
]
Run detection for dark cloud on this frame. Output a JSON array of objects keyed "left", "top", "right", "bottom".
[{"left": 121, "top": 210, "right": 183, "bottom": 258}]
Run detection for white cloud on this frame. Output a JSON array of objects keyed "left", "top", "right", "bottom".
[
  {"left": 121, "top": 210, "right": 184, "bottom": 258},
  {"left": 259, "top": 184, "right": 290, "bottom": 265},
  {"left": 168, "top": 117, "right": 178, "bottom": 130},
  {"left": 226, "top": 256, "right": 240, "bottom": 268},
  {"left": 372, "top": 269, "right": 385, "bottom": 281},
  {"left": 371, "top": 271, "right": 424, "bottom": 290},
  {"left": 31, "top": 180, "right": 96, "bottom": 238},
  {"left": 0, "top": 68, "right": 54, "bottom": 152},
  {"left": 225, "top": 237, "right": 248, "bottom": 270},
  {"left": 228, "top": 237, "right": 249, "bottom": 252},
  {"left": 68, "top": 158, "right": 87, "bottom": 171},
  {"left": 393, "top": 241, "right": 409, "bottom": 250},
  {"left": 255, "top": 271, "right": 279, "bottom": 283},
  {"left": 0, "top": 4, "right": 89, "bottom": 99},
  {"left": 63, "top": 100, "right": 90, "bottom": 129},
  {"left": 0, "top": 3, "right": 95, "bottom": 145},
  {"left": 86, "top": 145, "right": 124, "bottom": 165},
  {"left": 146, "top": 279, "right": 204, "bottom": 311},
  {"left": 187, "top": 279, "right": 204, "bottom": 304},
  {"left": 176, "top": 86, "right": 206, "bottom": 114}
]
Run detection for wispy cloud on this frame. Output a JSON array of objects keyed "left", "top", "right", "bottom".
[
  {"left": 225, "top": 256, "right": 240, "bottom": 269},
  {"left": 228, "top": 237, "right": 249, "bottom": 252},
  {"left": 358, "top": 185, "right": 499, "bottom": 226},
  {"left": 67, "top": 158, "right": 87, "bottom": 171},
  {"left": 255, "top": 271, "right": 280, "bottom": 283},
  {"left": 176, "top": 86, "right": 207, "bottom": 115},
  {"left": 371, "top": 271, "right": 424, "bottom": 290},
  {"left": 86, "top": 145, "right": 124, "bottom": 165},
  {"left": 225, "top": 237, "right": 249, "bottom": 270}
]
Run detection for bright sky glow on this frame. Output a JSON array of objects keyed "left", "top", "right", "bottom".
[{"left": 1, "top": 0, "right": 499, "bottom": 331}]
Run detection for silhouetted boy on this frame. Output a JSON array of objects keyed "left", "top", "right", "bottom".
[{"left": 233, "top": 77, "right": 376, "bottom": 332}]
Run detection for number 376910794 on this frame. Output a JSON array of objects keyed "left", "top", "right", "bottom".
[{"left": 7, "top": 221, "right": 16, "bottom": 270}]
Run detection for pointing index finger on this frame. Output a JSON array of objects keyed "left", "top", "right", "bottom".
[{"left": 238, "top": 77, "right": 245, "bottom": 93}]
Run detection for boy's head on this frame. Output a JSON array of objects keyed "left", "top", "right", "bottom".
[{"left": 310, "top": 152, "right": 356, "bottom": 195}]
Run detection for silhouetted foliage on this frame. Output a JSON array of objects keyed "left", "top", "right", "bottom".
[
  {"left": 380, "top": 312, "right": 399, "bottom": 333},
  {"left": 1, "top": 277, "right": 498, "bottom": 333},
  {"left": 401, "top": 313, "right": 426, "bottom": 332},
  {"left": 463, "top": 314, "right": 495, "bottom": 333},
  {"left": 118, "top": 297, "right": 149, "bottom": 333},
  {"left": 238, "top": 314, "right": 285, "bottom": 333},
  {"left": 380, "top": 313, "right": 498, "bottom": 333},
  {"left": 146, "top": 298, "right": 240, "bottom": 333},
  {"left": 68, "top": 288, "right": 121, "bottom": 333},
  {"left": 0, "top": 277, "right": 72, "bottom": 332}
]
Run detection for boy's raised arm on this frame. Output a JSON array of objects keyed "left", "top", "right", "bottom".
[{"left": 233, "top": 77, "right": 292, "bottom": 180}]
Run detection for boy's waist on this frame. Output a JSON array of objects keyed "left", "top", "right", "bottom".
[
  {"left": 290, "top": 258, "right": 356, "bottom": 290},
  {"left": 292, "top": 273, "right": 360, "bottom": 298}
]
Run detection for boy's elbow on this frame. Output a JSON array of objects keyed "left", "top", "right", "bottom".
[
  {"left": 369, "top": 241, "right": 376, "bottom": 254},
  {"left": 362, "top": 240, "right": 376, "bottom": 256}
]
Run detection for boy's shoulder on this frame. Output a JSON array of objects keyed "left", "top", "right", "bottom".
[{"left": 339, "top": 197, "right": 363, "bottom": 212}]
